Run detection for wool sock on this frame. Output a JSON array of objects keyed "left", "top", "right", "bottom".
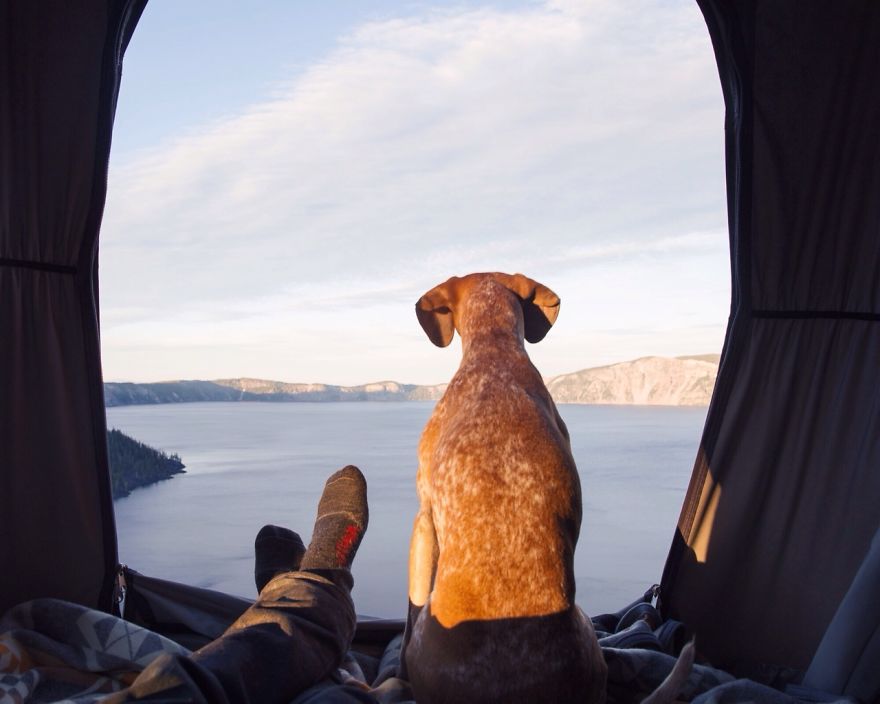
[
  {"left": 254, "top": 524, "right": 306, "bottom": 593},
  {"left": 300, "top": 465, "right": 368, "bottom": 571}
]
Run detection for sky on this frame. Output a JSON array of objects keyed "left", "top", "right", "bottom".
[{"left": 100, "top": 0, "right": 730, "bottom": 386}]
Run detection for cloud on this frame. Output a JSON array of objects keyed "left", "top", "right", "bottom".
[{"left": 101, "top": 0, "right": 728, "bottom": 384}]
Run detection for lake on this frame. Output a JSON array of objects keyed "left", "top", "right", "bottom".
[{"left": 108, "top": 402, "right": 705, "bottom": 618}]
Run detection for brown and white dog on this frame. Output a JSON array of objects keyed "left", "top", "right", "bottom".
[{"left": 400, "top": 272, "right": 607, "bottom": 704}]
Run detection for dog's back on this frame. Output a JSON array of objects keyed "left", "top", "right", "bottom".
[
  {"left": 418, "top": 311, "right": 581, "bottom": 626},
  {"left": 403, "top": 274, "right": 607, "bottom": 703}
]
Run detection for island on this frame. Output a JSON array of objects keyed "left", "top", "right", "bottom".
[{"left": 107, "top": 429, "right": 186, "bottom": 499}]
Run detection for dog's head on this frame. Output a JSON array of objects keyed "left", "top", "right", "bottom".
[{"left": 416, "top": 272, "right": 560, "bottom": 347}]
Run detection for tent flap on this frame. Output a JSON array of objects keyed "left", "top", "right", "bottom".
[
  {"left": 661, "top": 0, "right": 880, "bottom": 677},
  {"left": 0, "top": 0, "right": 146, "bottom": 615}
]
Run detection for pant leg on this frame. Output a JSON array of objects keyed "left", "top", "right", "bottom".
[
  {"left": 191, "top": 568, "right": 356, "bottom": 703},
  {"left": 108, "top": 569, "right": 356, "bottom": 704}
]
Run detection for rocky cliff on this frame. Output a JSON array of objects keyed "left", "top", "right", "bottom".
[
  {"left": 545, "top": 354, "right": 719, "bottom": 406},
  {"left": 211, "top": 378, "right": 447, "bottom": 402}
]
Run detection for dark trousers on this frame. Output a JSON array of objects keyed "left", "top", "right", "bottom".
[{"left": 106, "top": 569, "right": 356, "bottom": 704}]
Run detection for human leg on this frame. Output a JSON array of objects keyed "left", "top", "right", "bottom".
[
  {"left": 190, "top": 465, "right": 368, "bottom": 703},
  {"left": 113, "top": 466, "right": 369, "bottom": 704}
]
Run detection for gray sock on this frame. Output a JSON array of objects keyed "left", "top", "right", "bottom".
[
  {"left": 254, "top": 524, "right": 306, "bottom": 593},
  {"left": 300, "top": 465, "right": 368, "bottom": 571}
]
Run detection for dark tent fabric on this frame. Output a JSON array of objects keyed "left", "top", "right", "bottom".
[
  {"left": 0, "top": 1, "right": 146, "bottom": 615},
  {"left": 660, "top": 0, "right": 880, "bottom": 677}
]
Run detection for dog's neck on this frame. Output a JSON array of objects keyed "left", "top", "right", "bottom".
[{"left": 457, "top": 280, "right": 526, "bottom": 358}]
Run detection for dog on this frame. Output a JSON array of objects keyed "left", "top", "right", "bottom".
[{"left": 400, "top": 272, "right": 608, "bottom": 704}]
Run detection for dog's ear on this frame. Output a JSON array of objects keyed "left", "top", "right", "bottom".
[
  {"left": 416, "top": 279, "right": 457, "bottom": 347},
  {"left": 499, "top": 273, "right": 561, "bottom": 343}
]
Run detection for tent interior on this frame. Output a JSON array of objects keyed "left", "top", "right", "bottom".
[{"left": 2, "top": 0, "right": 879, "bottom": 701}]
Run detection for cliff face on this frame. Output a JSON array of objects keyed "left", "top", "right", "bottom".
[
  {"left": 545, "top": 355, "right": 719, "bottom": 406},
  {"left": 211, "top": 378, "right": 447, "bottom": 402},
  {"left": 104, "top": 354, "right": 719, "bottom": 408}
]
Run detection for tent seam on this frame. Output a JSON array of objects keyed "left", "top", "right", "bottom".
[
  {"left": 0, "top": 257, "right": 77, "bottom": 274},
  {"left": 752, "top": 309, "right": 880, "bottom": 321}
]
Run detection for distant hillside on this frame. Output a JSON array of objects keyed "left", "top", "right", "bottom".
[
  {"left": 107, "top": 429, "right": 185, "bottom": 499},
  {"left": 213, "top": 378, "right": 447, "bottom": 402},
  {"left": 104, "top": 380, "right": 243, "bottom": 406},
  {"left": 104, "top": 378, "right": 446, "bottom": 406},
  {"left": 545, "top": 355, "right": 719, "bottom": 406},
  {"left": 105, "top": 354, "right": 720, "bottom": 408}
]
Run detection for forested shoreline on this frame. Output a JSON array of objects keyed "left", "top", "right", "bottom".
[{"left": 107, "top": 429, "right": 185, "bottom": 499}]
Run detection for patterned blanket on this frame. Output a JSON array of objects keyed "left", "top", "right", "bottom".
[
  {"left": 0, "top": 599, "right": 188, "bottom": 703},
  {"left": 0, "top": 599, "right": 854, "bottom": 703}
]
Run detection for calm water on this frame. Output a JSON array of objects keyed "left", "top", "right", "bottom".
[{"left": 108, "top": 402, "right": 705, "bottom": 618}]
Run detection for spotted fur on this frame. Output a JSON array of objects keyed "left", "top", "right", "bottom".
[{"left": 403, "top": 273, "right": 608, "bottom": 704}]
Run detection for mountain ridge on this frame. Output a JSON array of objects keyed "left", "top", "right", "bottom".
[{"left": 104, "top": 353, "right": 720, "bottom": 408}]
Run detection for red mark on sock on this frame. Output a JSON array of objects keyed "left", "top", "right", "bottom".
[{"left": 336, "top": 524, "right": 360, "bottom": 565}]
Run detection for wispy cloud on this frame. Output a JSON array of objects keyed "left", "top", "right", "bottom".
[{"left": 101, "top": 0, "right": 728, "bottom": 384}]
